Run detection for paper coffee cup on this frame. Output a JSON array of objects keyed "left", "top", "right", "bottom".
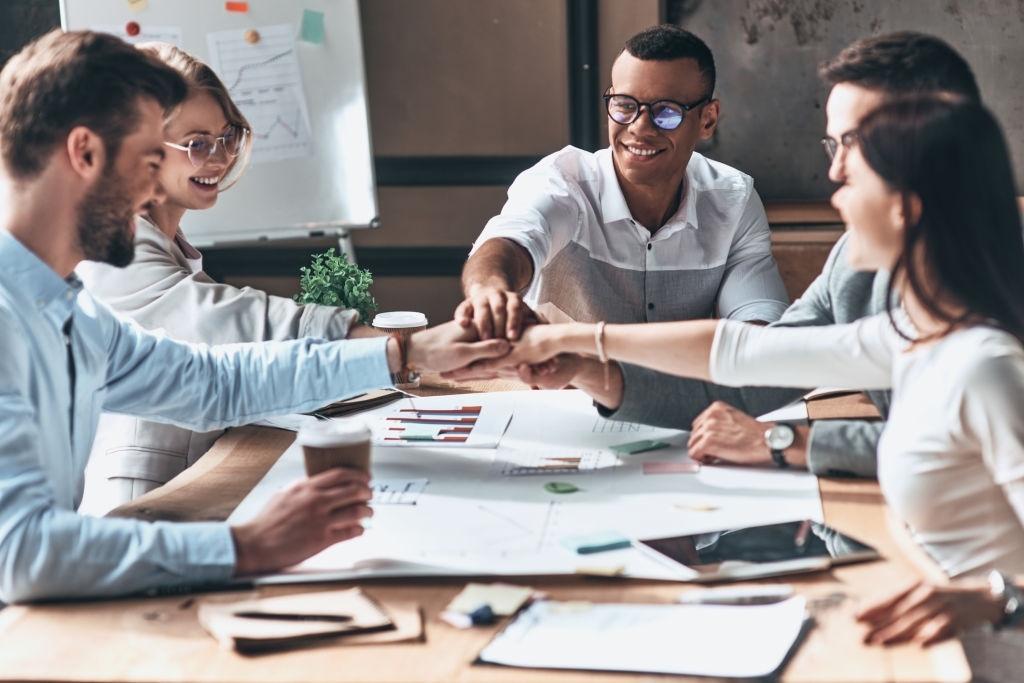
[
  {"left": 372, "top": 311, "right": 428, "bottom": 388},
  {"left": 297, "top": 419, "right": 372, "bottom": 476}
]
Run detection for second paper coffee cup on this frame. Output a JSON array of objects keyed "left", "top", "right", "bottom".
[
  {"left": 297, "top": 419, "right": 373, "bottom": 476},
  {"left": 372, "top": 311, "right": 428, "bottom": 388}
]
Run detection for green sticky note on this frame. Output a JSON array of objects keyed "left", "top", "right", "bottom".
[
  {"left": 394, "top": 425, "right": 441, "bottom": 439},
  {"left": 561, "top": 531, "right": 631, "bottom": 554},
  {"left": 610, "top": 439, "right": 670, "bottom": 454},
  {"left": 300, "top": 9, "right": 325, "bottom": 44},
  {"left": 544, "top": 481, "right": 579, "bottom": 494}
]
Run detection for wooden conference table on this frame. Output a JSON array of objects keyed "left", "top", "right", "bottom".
[{"left": 0, "top": 377, "right": 971, "bottom": 683}]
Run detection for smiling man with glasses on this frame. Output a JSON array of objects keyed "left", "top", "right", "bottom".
[
  {"left": 457, "top": 24, "right": 791, "bottom": 413},
  {"left": 627, "top": 32, "right": 982, "bottom": 480},
  {"left": 452, "top": 30, "right": 986, "bottom": 483}
]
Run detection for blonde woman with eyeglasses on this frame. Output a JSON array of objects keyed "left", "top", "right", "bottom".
[{"left": 77, "top": 44, "right": 381, "bottom": 515}]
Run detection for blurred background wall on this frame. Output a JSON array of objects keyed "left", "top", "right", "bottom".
[{"left": 3, "top": 0, "right": 1019, "bottom": 324}]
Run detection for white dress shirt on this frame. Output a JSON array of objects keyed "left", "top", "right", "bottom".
[{"left": 472, "top": 145, "right": 789, "bottom": 325}]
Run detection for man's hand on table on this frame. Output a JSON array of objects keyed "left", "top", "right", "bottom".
[{"left": 688, "top": 401, "right": 809, "bottom": 468}]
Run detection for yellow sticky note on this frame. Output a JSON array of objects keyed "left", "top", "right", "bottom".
[
  {"left": 446, "top": 582, "right": 534, "bottom": 616},
  {"left": 575, "top": 564, "right": 625, "bottom": 577},
  {"left": 127, "top": 0, "right": 147, "bottom": 12}
]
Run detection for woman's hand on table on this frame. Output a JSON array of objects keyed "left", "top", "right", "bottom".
[{"left": 856, "top": 577, "right": 1002, "bottom": 646}]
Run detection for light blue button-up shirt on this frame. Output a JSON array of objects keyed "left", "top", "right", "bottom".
[{"left": 0, "top": 231, "right": 391, "bottom": 603}]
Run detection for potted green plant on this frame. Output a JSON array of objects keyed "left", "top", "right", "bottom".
[{"left": 294, "top": 248, "right": 379, "bottom": 324}]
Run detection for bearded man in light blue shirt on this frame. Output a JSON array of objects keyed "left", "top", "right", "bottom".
[{"left": 0, "top": 29, "right": 508, "bottom": 604}]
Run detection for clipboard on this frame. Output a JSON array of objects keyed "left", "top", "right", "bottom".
[{"left": 477, "top": 597, "right": 813, "bottom": 678}]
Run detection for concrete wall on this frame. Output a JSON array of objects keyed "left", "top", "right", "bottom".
[{"left": 666, "top": 0, "right": 1024, "bottom": 199}]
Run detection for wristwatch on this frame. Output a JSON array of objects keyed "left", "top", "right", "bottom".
[
  {"left": 988, "top": 570, "right": 1024, "bottom": 630},
  {"left": 765, "top": 424, "right": 795, "bottom": 468}
]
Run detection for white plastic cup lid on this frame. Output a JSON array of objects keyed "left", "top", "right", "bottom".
[
  {"left": 296, "top": 418, "right": 371, "bottom": 447},
  {"left": 372, "top": 311, "right": 428, "bottom": 328}
]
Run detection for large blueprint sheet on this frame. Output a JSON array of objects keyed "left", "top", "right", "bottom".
[{"left": 229, "top": 391, "right": 822, "bottom": 584}]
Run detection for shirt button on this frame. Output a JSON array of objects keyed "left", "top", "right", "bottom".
[
  {"left": 647, "top": 303, "right": 654, "bottom": 310},
  {"left": 36, "top": 300, "right": 46, "bottom": 309},
  {"left": 65, "top": 291, "right": 74, "bottom": 300},
  {"left": 647, "top": 243, "right": 652, "bottom": 251}
]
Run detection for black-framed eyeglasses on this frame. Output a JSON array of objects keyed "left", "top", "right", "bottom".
[
  {"left": 164, "top": 126, "right": 250, "bottom": 168},
  {"left": 603, "top": 92, "right": 711, "bottom": 131},
  {"left": 821, "top": 131, "right": 859, "bottom": 162}
]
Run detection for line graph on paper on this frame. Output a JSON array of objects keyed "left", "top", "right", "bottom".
[
  {"left": 371, "top": 479, "right": 428, "bottom": 505},
  {"left": 591, "top": 417, "right": 662, "bottom": 434},
  {"left": 207, "top": 25, "right": 312, "bottom": 164}
]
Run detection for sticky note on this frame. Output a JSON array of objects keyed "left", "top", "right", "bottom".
[
  {"left": 544, "top": 481, "right": 578, "bottom": 494},
  {"left": 561, "top": 531, "right": 631, "bottom": 554},
  {"left": 610, "top": 439, "right": 670, "bottom": 454},
  {"left": 643, "top": 460, "right": 701, "bottom": 474},
  {"left": 225, "top": 1, "right": 249, "bottom": 13},
  {"left": 446, "top": 583, "right": 534, "bottom": 616},
  {"left": 127, "top": 0, "right": 147, "bottom": 12},
  {"left": 575, "top": 564, "right": 625, "bottom": 577},
  {"left": 300, "top": 9, "right": 326, "bottom": 44},
  {"left": 389, "top": 425, "right": 441, "bottom": 439}
]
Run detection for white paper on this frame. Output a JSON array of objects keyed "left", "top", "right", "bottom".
[
  {"left": 757, "top": 396, "right": 809, "bottom": 424},
  {"left": 207, "top": 24, "right": 313, "bottom": 164},
  {"left": 478, "top": 597, "right": 809, "bottom": 678},
  {"left": 372, "top": 402, "right": 512, "bottom": 448},
  {"left": 229, "top": 391, "right": 823, "bottom": 584}
]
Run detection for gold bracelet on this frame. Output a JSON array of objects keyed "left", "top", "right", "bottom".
[{"left": 594, "top": 321, "right": 610, "bottom": 390}]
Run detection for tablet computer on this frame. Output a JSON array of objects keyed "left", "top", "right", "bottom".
[{"left": 635, "top": 519, "right": 879, "bottom": 583}]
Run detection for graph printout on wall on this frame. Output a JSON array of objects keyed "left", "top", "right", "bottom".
[{"left": 61, "top": 0, "right": 378, "bottom": 246}]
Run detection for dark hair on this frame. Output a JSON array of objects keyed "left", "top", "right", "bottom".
[
  {"left": 137, "top": 42, "right": 251, "bottom": 190},
  {"left": 819, "top": 31, "right": 980, "bottom": 102},
  {"left": 857, "top": 96, "right": 1024, "bottom": 342},
  {"left": 623, "top": 25, "right": 715, "bottom": 97},
  {"left": 0, "top": 29, "right": 188, "bottom": 180}
]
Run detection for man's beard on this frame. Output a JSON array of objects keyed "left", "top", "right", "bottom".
[{"left": 76, "top": 164, "right": 137, "bottom": 268}]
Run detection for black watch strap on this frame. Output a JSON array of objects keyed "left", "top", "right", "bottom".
[{"left": 770, "top": 448, "right": 790, "bottom": 468}]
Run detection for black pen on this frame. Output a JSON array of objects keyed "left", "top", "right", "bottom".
[{"left": 232, "top": 611, "right": 354, "bottom": 623}]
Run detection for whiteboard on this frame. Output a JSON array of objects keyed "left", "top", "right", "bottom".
[{"left": 61, "top": 0, "right": 378, "bottom": 247}]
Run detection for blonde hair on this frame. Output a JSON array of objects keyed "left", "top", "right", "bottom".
[{"left": 136, "top": 42, "right": 251, "bottom": 190}]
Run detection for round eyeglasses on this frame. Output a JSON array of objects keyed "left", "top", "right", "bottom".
[
  {"left": 821, "top": 131, "right": 859, "bottom": 162},
  {"left": 164, "top": 126, "right": 250, "bottom": 168},
  {"left": 603, "top": 92, "right": 711, "bottom": 131}
]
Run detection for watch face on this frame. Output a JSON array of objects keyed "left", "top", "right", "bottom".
[{"left": 766, "top": 424, "right": 795, "bottom": 450}]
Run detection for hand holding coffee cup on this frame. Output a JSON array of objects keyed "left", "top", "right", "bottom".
[{"left": 297, "top": 419, "right": 373, "bottom": 476}]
